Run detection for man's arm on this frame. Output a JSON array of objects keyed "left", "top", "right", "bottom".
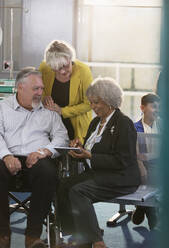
[
  {"left": 0, "top": 106, "right": 22, "bottom": 174},
  {"left": 45, "top": 112, "right": 69, "bottom": 156},
  {"left": 26, "top": 112, "right": 69, "bottom": 168},
  {"left": 0, "top": 106, "right": 13, "bottom": 159}
]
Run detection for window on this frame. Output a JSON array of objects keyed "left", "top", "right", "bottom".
[{"left": 75, "top": 0, "right": 162, "bottom": 120}]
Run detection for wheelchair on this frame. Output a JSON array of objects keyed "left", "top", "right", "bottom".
[{"left": 48, "top": 155, "right": 85, "bottom": 247}]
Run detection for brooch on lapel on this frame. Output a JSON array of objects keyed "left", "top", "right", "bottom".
[{"left": 110, "top": 125, "right": 115, "bottom": 135}]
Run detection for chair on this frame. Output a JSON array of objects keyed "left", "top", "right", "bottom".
[
  {"left": 106, "top": 184, "right": 159, "bottom": 226},
  {"left": 8, "top": 166, "right": 57, "bottom": 248},
  {"left": 106, "top": 132, "right": 160, "bottom": 226}
]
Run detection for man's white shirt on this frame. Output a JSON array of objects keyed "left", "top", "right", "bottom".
[{"left": 0, "top": 95, "right": 69, "bottom": 159}]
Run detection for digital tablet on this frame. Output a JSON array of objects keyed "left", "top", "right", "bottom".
[{"left": 55, "top": 147, "right": 82, "bottom": 154}]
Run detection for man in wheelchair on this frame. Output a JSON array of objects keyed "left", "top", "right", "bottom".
[{"left": 0, "top": 67, "right": 69, "bottom": 248}]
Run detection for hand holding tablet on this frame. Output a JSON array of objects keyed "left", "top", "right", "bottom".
[{"left": 55, "top": 147, "right": 82, "bottom": 154}]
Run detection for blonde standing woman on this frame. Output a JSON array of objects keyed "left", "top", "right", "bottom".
[{"left": 39, "top": 40, "right": 93, "bottom": 143}]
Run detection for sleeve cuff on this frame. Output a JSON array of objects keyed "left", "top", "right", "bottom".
[{"left": 44, "top": 146, "right": 60, "bottom": 158}]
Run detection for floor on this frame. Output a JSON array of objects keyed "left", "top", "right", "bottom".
[{"left": 9, "top": 201, "right": 160, "bottom": 248}]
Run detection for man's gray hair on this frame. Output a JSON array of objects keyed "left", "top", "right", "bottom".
[
  {"left": 86, "top": 77, "right": 123, "bottom": 108},
  {"left": 15, "top": 67, "right": 42, "bottom": 87},
  {"left": 44, "top": 40, "right": 76, "bottom": 71}
]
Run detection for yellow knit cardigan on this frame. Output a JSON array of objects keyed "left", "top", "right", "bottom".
[{"left": 39, "top": 60, "right": 93, "bottom": 143}]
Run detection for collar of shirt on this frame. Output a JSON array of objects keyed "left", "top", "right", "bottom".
[
  {"left": 84, "top": 110, "right": 116, "bottom": 151},
  {"left": 13, "top": 94, "right": 43, "bottom": 111},
  {"left": 95, "top": 109, "right": 116, "bottom": 137},
  {"left": 141, "top": 117, "right": 158, "bottom": 134},
  {"left": 102, "top": 109, "right": 116, "bottom": 128},
  {"left": 84, "top": 110, "right": 115, "bottom": 168}
]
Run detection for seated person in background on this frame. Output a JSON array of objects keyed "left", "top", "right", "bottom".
[
  {"left": 39, "top": 40, "right": 93, "bottom": 143},
  {"left": 0, "top": 67, "right": 69, "bottom": 248},
  {"left": 132, "top": 93, "right": 161, "bottom": 230},
  {"left": 57, "top": 77, "right": 141, "bottom": 248}
]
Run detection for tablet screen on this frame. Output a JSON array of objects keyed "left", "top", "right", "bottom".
[{"left": 55, "top": 147, "right": 81, "bottom": 153}]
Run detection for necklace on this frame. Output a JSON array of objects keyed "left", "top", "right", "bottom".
[
  {"left": 98, "top": 121, "right": 105, "bottom": 135},
  {"left": 99, "top": 123, "right": 105, "bottom": 127},
  {"left": 99, "top": 119, "right": 106, "bottom": 126}
]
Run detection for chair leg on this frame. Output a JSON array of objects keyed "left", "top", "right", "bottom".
[
  {"left": 106, "top": 204, "right": 133, "bottom": 227},
  {"left": 53, "top": 198, "right": 63, "bottom": 246},
  {"left": 9, "top": 192, "right": 31, "bottom": 214},
  {"left": 45, "top": 200, "right": 63, "bottom": 248},
  {"left": 46, "top": 214, "right": 51, "bottom": 248}
]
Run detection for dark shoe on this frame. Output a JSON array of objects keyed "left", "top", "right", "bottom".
[
  {"left": 0, "top": 236, "right": 10, "bottom": 248},
  {"left": 131, "top": 207, "right": 145, "bottom": 225},
  {"left": 145, "top": 207, "right": 158, "bottom": 230},
  {"left": 25, "top": 236, "right": 46, "bottom": 248}
]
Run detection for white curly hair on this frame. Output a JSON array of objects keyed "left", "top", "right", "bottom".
[{"left": 86, "top": 77, "right": 123, "bottom": 108}]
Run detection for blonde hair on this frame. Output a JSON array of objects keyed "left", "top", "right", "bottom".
[{"left": 44, "top": 40, "right": 76, "bottom": 71}]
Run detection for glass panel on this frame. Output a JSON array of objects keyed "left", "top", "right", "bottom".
[
  {"left": 77, "top": 0, "right": 162, "bottom": 62},
  {"left": 76, "top": 0, "right": 162, "bottom": 92},
  {"left": 76, "top": 0, "right": 162, "bottom": 124}
]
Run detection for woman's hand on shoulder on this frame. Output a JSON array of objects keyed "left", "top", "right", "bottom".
[
  {"left": 43, "top": 96, "right": 61, "bottom": 114},
  {"left": 43, "top": 96, "right": 54, "bottom": 108}
]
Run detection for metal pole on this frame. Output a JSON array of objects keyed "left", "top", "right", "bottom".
[{"left": 10, "top": 8, "right": 13, "bottom": 79}]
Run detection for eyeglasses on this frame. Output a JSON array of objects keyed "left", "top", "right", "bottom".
[{"left": 57, "top": 61, "right": 71, "bottom": 72}]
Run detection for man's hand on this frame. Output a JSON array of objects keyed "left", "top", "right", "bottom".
[
  {"left": 3, "top": 155, "right": 22, "bottom": 175},
  {"left": 26, "top": 149, "right": 52, "bottom": 168}
]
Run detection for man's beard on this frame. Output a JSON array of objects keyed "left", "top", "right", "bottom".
[{"left": 32, "top": 97, "right": 41, "bottom": 109}]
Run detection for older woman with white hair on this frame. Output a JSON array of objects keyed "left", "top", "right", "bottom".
[
  {"left": 39, "top": 40, "right": 93, "bottom": 143},
  {"left": 57, "top": 77, "right": 141, "bottom": 248}
]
